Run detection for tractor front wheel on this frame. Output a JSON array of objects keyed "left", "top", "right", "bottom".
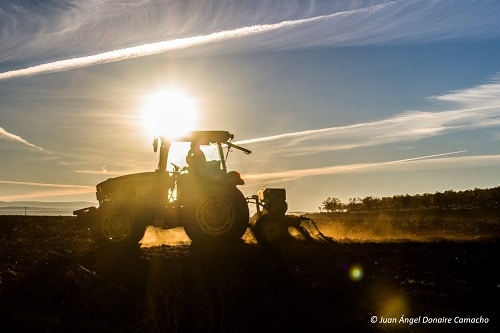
[{"left": 90, "top": 206, "right": 146, "bottom": 248}]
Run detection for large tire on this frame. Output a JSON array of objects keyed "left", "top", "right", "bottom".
[
  {"left": 183, "top": 187, "right": 249, "bottom": 244},
  {"left": 91, "top": 205, "right": 147, "bottom": 248},
  {"left": 251, "top": 213, "right": 288, "bottom": 247}
]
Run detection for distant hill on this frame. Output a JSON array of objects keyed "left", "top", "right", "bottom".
[
  {"left": 0, "top": 201, "right": 96, "bottom": 208},
  {"left": 0, "top": 201, "right": 97, "bottom": 216}
]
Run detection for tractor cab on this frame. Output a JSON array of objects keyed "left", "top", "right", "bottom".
[{"left": 153, "top": 131, "right": 251, "bottom": 179}]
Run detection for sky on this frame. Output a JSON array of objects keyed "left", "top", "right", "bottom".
[{"left": 1, "top": 0, "right": 500, "bottom": 212}]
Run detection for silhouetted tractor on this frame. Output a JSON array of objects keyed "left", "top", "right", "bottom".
[{"left": 74, "top": 130, "right": 314, "bottom": 249}]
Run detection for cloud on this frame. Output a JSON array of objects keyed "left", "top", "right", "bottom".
[
  {"left": 0, "top": 179, "right": 93, "bottom": 189},
  {"left": 2, "top": 0, "right": 500, "bottom": 80},
  {"left": 234, "top": 76, "right": 500, "bottom": 185},
  {"left": 0, "top": 126, "right": 48, "bottom": 152},
  {"left": 236, "top": 105, "right": 500, "bottom": 157},
  {"left": 0, "top": 2, "right": 391, "bottom": 80},
  {"left": 244, "top": 151, "right": 500, "bottom": 184},
  {"left": 0, "top": 0, "right": 152, "bottom": 60},
  {"left": 234, "top": 73, "right": 500, "bottom": 158},
  {"left": 430, "top": 73, "right": 500, "bottom": 107},
  {"left": 0, "top": 180, "right": 95, "bottom": 201},
  {"left": 0, "top": 188, "right": 95, "bottom": 202}
]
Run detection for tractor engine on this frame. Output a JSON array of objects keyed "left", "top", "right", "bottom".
[
  {"left": 257, "top": 188, "right": 288, "bottom": 216},
  {"left": 249, "top": 188, "right": 289, "bottom": 246}
]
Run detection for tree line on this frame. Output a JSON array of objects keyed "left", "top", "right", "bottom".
[{"left": 321, "top": 186, "right": 500, "bottom": 212}]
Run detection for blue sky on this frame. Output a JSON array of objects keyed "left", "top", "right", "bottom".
[{"left": 1, "top": 0, "right": 500, "bottom": 212}]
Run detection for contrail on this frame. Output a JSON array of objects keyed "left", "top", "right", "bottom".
[
  {"left": 388, "top": 150, "right": 469, "bottom": 163},
  {"left": 235, "top": 104, "right": 500, "bottom": 148},
  {"left": 0, "top": 126, "right": 47, "bottom": 152},
  {"left": 244, "top": 150, "right": 469, "bottom": 182},
  {"left": 0, "top": 2, "right": 394, "bottom": 81},
  {"left": 234, "top": 126, "right": 338, "bottom": 145}
]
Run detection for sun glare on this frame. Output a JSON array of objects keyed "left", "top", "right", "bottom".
[{"left": 141, "top": 88, "right": 198, "bottom": 139}]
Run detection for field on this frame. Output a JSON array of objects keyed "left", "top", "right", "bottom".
[{"left": 0, "top": 211, "right": 498, "bottom": 332}]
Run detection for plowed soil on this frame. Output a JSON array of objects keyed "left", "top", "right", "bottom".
[{"left": 0, "top": 215, "right": 498, "bottom": 332}]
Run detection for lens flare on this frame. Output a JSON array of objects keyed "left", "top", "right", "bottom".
[
  {"left": 348, "top": 264, "right": 364, "bottom": 281},
  {"left": 378, "top": 293, "right": 409, "bottom": 320}
]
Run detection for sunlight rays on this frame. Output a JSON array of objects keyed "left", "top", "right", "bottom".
[{"left": 4, "top": 75, "right": 500, "bottom": 202}]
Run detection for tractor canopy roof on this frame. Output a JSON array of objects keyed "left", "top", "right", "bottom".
[{"left": 176, "top": 131, "right": 234, "bottom": 144}]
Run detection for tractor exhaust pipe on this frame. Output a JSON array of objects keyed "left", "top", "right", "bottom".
[{"left": 154, "top": 136, "right": 171, "bottom": 172}]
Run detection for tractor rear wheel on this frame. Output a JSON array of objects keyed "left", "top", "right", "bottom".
[
  {"left": 90, "top": 205, "right": 146, "bottom": 248},
  {"left": 183, "top": 187, "right": 249, "bottom": 244}
]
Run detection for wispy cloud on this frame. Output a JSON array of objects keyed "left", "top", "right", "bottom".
[
  {"left": 430, "top": 73, "right": 500, "bottom": 107},
  {"left": 0, "top": 126, "right": 48, "bottom": 152},
  {"left": 244, "top": 151, "right": 500, "bottom": 184},
  {"left": 236, "top": 76, "right": 500, "bottom": 185},
  {"left": 0, "top": 2, "right": 394, "bottom": 80},
  {"left": 235, "top": 73, "right": 500, "bottom": 156},
  {"left": 0, "top": 188, "right": 95, "bottom": 202},
  {"left": 236, "top": 105, "right": 500, "bottom": 157},
  {"left": 0, "top": 180, "right": 94, "bottom": 189},
  {"left": 2, "top": 0, "right": 499, "bottom": 80},
  {"left": 0, "top": 180, "right": 95, "bottom": 201}
]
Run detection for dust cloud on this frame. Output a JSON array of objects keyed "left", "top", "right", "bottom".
[
  {"left": 139, "top": 212, "right": 499, "bottom": 248},
  {"left": 304, "top": 213, "right": 500, "bottom": 243},
  {"left": 140, "top": 226, "right": 258, "bottom": 247}
]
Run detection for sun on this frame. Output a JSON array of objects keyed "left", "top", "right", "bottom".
[{"left": 141, "top": 88, "right": 198, "bottom": 140}]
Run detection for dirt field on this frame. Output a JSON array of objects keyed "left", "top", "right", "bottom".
[{"left": 0, "top": 213, "right": 498, "bottom": 332}]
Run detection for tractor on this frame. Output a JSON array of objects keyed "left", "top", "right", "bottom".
[{"left": 74, "top": 130, "right": 314, "bottom": 249}]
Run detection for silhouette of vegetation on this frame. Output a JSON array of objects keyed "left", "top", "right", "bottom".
[{"left": 322, "top": 186, "right": 500, "bottom": 212}]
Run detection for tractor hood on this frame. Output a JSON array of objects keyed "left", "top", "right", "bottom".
[
  {"left": 96, "top": 171, "right": 170, "bottom": 203},
  {"left": 97, "top": 171, "right": 158, "bottom": 187}
]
